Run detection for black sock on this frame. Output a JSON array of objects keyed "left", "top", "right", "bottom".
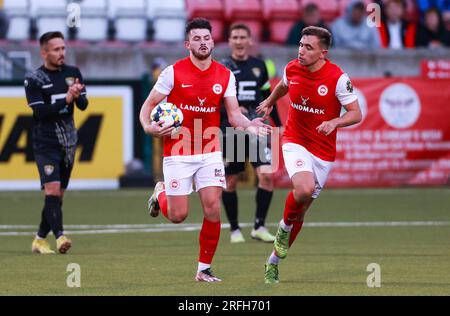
[
  {"left": 37, "top": 206, "right": 51, "bottom": 239},
  {"left": 43, "top": 195, "right": 64, "bottom": 239},
  {"left": 222, "top": 191, "right": 239, "bottom": 231},
  {"left": 255, "top": 188, "right": 273, "bottom": 230}
]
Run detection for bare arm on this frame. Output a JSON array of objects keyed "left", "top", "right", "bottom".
[
  {"left": 139, "top": 88, "right": 174, "bottom": 137},
  {"left": 224, "top": 96, "right": 272, "bottom": 135},
  {"left": 256, "top": 80, "right": 289, "bottom": 118},
  {"left": 316, "top": 100, "right": 362, "bottom": 136}
]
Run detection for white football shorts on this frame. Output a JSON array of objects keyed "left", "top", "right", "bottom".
[
  {"left": 282, "top": 143, "right": 334, "bottom": 198},
  {"left": 163, "top": 151, "right": 226, "bottom": 196}
]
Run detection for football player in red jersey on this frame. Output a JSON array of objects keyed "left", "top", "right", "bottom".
[
  {"left": 257, "top": 26, "right": 362, "bottom": 284},
  {"left": 139, "top": 18, "right": 271, "bottom": 282}
]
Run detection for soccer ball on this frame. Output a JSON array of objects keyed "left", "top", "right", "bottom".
[{"left": 150, "top": 102, "right": 184, "bottom": 129}]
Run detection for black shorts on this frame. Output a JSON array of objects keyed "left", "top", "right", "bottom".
[
  {"left": 34, "top": 145, "right": 76, "bottom": 190},
  {"left": 222, "top": 131, "right": 272, "bottom": 175}
]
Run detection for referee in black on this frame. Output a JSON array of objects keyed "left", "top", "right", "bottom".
[
  {"left": 25, "top": 31, "right": 88, "bottom": 254},
  {"left": 220, "top": 24, "right": 283, "bottom": 244}
]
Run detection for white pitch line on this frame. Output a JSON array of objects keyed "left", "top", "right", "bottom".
[{"left": 0, "top": 221, "right": 450, "bottom": 236}]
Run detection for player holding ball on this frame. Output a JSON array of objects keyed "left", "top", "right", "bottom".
[{"left": 139, "top": 18, "right": 271, "bottom": 282}]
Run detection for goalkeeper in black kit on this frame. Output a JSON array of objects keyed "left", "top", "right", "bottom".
[
  {"left": 24, "top": 31, "right": 88, "bottom": 254},
  {"left": 220, "top": 24, "right": 283, "bottom": 243}
]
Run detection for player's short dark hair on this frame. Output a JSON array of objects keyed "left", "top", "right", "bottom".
[
  {"left": 352, "top": 1, "right": 366, "bottom": 11},
  {"left": 185, "top": 18, "right": 212, "bottom": 39},
  {"left": 228, "top": 23, "right": 251, "bottom": 37},
  {"left": 301, "top": 26, "right": 332, "bottom": 49},
  {"left": 304, "top": 3, "right": 319, "bottom": 14},
  {"left": 39, "top": 31, "right": 64, "bottom": 47}
]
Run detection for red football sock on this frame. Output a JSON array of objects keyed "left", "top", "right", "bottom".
[
  {"left": 289, "top": 221, "right": 304, "bottom": 247},
  {"left": 283, "top": 191, "right": 302, "bottom": 226},
  {"left": 198, "top": 218, "right": 221, "bottom": 264},
  {"left": 157, "top": 190, "right": 168, "bottom": 219}
]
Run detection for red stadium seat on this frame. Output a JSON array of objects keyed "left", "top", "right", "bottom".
[
  {"left": 262, "top": 0, "right": 300, "bottom": 20},
  {"left": 301, "top": 0, "right": 339, "bottom": 23},
  {"left": 185, "top": 0, "right": 223, "bottom": 20},
  {"left": 185, "top": 0, "right": 225, "bottom": 41},
  {"left": 230, "top": 19, "right": 263, "bottom": 41},
  {"left": 269, "top": 20, "right": 297, "bottom": 43},
  {"left": 210, "top": 19, "right": 225, "bottom": 42},
  {"left": 223, "top": 0, "right": 262, "bottom": 20}
]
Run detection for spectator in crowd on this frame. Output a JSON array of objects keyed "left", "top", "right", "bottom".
[
  {"left": 415, "top": 7, "right": 450, "bottom": 47},
  {"left": 443, "top": 10, "right": 450, "bottom": 45},
  {"left": 417, "top": 0, "right": 450, "bottom": 16},
  {"left": 285, "top": 3, "right": 328, "bottom": 46},
  {"left": 0, "top": 9, "right": 9, "bottom": 39},
  {"left": 331, "top": 1, "right": 381, "bottom": 49},
  {"left": 378, "top": 0, "right": 417, "bottom": 49}
]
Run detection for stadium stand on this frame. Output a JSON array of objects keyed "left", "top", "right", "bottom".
[
  {"left": 0, "top": 0, "right": 439, "bottom": 44},
  {"left": 149, "top": 0, "right": 186, "bottom": 42},
  {"left": 186, "top": 0, "right": 225, "bottom": 42},
  {"left": 109, "top": 0, "right": 147, "bottom": 42},
  {"left": 301, "top": 0, "right": 340, "bottom": 23},
  {"left": 3, "top": 0, "right": 30, "bottom": 41},
  {"left": 338, "top": 0, "right": 373, "bottom": 16},
  {"left": 262, "top": 0, "right": 300, "bottom": 44},
  {"left": 31, "top": 0, "right": 68, "bottom": 39},
  {"left": 76, "top": 0, "right": 109, "bottom": 41},
  {"left": 224, "top": 0, "right": 263, "bottom": 41}
]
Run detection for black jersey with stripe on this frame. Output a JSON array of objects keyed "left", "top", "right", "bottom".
[
  {"left": 220, "top": 56, "right": 282, "bottom": 130},
  {"left": 24, "top": 64, "right": 88, "bottom": 149}
]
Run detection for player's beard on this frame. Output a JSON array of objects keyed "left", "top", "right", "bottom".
[
  {"left": 192, "top": 47, "right": 213, "bottom": 60},
  {"left": 49, "top": 56, "right": 65, "bottom": 68},
  {"left": 46, "top": 57, "right": 65, "bottom": 70}
]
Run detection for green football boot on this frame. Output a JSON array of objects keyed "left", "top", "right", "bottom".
[
  {"left": 273, "top": 224, "right": 290, "bottom": 259},
  {"left": 264, "top": 263, "right": 279, "bottom": 284}
]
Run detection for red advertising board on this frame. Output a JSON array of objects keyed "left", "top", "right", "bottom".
[
  {"left": 272, "top": 78, "right": 450, "bottom": 188},
  {"left": 421, "top": 60, "right": 450, "bottom": 79}
]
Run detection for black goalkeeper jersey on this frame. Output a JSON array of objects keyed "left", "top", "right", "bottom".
[
  {"left": 220, "top": 56, "right": 281, "bottom": 130},
  {"left": 24, "top": 64, "right": 88, "bottom": 149}
]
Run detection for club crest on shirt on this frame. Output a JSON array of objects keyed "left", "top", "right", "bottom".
[
  {"left": 346, "top": 80, "right": 354, "bottom": 93},
  {"left": 318, "top": 85, "right": 328, "bottom": 96},
  {"left": 44, "top": 165, "right": 54, "bottom": 176},
  {"left": 252, "top": 67, "right": 261, "bottom": 78},
  {"left": 213, "top": 84, "right": 223, "bottom": 95},
  {"left": 65, "top": 77, "right": 75, "bottom": 86}
]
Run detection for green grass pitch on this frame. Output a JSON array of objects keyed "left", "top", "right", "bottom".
[{"left": 1, "top": 188, "right": 449, "bottom": 296}]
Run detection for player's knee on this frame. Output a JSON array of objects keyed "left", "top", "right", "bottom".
[
  {"left": 224, "top": 183, "right": 237, "bottom": 192},
  {"left": 168, "top": 210, "right": 188, "bottom": 224},
  {"left": 44, "top": 183, "right": 62, "bottom": 197},
  {"left": 202, "top": 200, "right": 221, "bottom": 220},
  {"left": 258, "top": 173, "right": 274, "bottom": 191},
  {"left": 224, "top": 175, "right": 238, "bottom": 192},
  {"left": 293, "top": 184, "right": 314, "bottom": 201}
]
